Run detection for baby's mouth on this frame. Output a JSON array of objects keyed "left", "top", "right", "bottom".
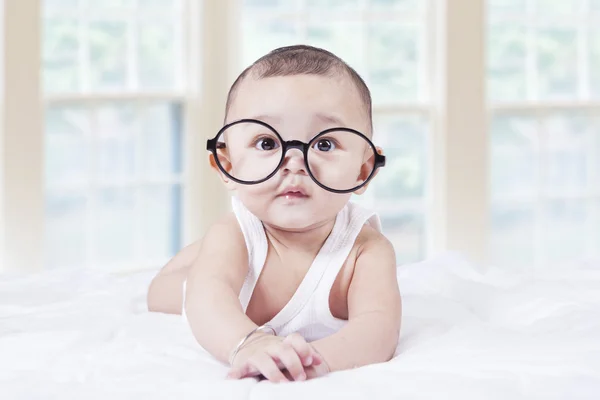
[
  {"left": 277, "top": 186, "right": 309, "bottom": 199},
  {"left": 281, "top": 191, "right": 308, "bottom": 198}
]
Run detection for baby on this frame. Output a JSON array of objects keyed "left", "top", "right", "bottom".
[{"left": 147, "top": 45, "right": 402, "bottom": 383}]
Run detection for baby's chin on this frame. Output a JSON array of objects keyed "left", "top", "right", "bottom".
[
  {"left": 262, "top": 212, "right": 324, "bottom": 232},
  {"left": 259, "top": 204, "right": 333, "bottom": 232}
]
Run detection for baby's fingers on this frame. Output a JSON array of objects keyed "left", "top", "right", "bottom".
[
  {"left": 268, "top": 344, "right": 305, "bottom": 381},
  {"left": 250, "top": 354, "right": 289, "bottom": 383},
  {"left": 284, "top": 334, "right": 323, "bottom": 367}
]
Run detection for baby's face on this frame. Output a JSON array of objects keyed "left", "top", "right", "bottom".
[{"left": 219, "top": 73, "right": 372, "bottom": 231}]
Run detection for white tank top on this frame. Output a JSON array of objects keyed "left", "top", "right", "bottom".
[{"left": 230, "top": 195, "right": 382, "bottom": 342}]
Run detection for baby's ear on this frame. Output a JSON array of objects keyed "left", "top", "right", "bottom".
[
  {"left": 353, "top": 146, "right": 384, "bottom": 195},
  {"left": 208, "top": 154, "right": 236, "bottom": 190}
]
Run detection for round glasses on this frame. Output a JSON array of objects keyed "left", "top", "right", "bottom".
[{"left": 206, "top": 119, "right": 386, "bottom": 193}]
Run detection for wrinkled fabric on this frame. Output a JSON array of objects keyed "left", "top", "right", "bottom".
[{"left": 1, "top": 253, "right": 599, "bottom": 400}]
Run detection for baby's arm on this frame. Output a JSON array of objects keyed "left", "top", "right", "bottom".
[
  {"left": 310, "top": 231, "right": 401, "bottom": 372},
  {"left": 185, "top": 214, "right": 323, "bottom": 382},
  {"left": 183, "top": 213, "right": 259, "bottom": 363},
  {"left": 147, "top": 240, "right": 202, "bottom": 314}
]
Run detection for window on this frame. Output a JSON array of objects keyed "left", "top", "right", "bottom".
[
  {"left": 43, "top": 0, "right": 186, "bottom": 270},
  {"left": 488, "top": 0, "right": 600, "bottom": 268},
  {"left": 241, "top": 0, "right": 431, "bottom": 264}
]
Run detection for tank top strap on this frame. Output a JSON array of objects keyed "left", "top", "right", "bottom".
[
  {"left": 230, "top": 195, "right": 268, "bottom": 311},
  {"left": 317, "top": 201, "right": 382, "bottom": 292}
]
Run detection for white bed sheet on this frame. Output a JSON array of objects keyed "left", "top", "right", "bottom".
[{"left": 1, "top": 253, "right": 599, "bottom": 400}]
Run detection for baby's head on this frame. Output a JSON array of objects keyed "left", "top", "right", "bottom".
[{"left": 208, "top": 45, "right": 384, "bottom": 232}]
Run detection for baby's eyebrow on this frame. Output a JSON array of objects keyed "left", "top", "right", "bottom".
[{"left": 314, "top": 113, "right": 346, "bottom": 127}]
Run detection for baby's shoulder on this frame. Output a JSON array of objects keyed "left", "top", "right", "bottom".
[
  {"left": 353, "top": 221, "right": 395, "bottom": 260},
  {"left": 201, "top": 211, "right": 246, "bottom": 249}
]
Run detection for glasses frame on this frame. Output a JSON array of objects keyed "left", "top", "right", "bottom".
[{"left": 206, "top": 118, "right": 386, "bottom": 194}]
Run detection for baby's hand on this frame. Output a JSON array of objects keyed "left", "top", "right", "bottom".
[{"left": 226, "top": 333, "right": 327, "bottom": 383}]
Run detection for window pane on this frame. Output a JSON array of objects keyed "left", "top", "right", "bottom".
[
  {"left": 542, "top": 113, "right": 592, "bottom": 194},
  {"left": 95, "top": 105, "right": 138, "bottom": 182},
  {"left": 243, "top": 0, "right": 298, "bottom": 12},
  {"left": 370, "top": 115, "right": 427, "bottom": 199},
  {"left": 488, "top": 24, "right": 527, "bottom": 101},
  {"left": 138, "top": 22, "right": 177, "bottom": 90},
  {"left": 45, "top": 0, "right": 79, "bottom": 11},
  {"left": 490, "top": 204, "right": 535, "bottom": 267},
  {"left": 45, "top": 107, "right": 91, "bottom": 186},
  {"left": 84, "top": 0, "right": 134, "bottom": 12},
  {"left": 45, "top": 192, "right": 87, "bottom": 269},
  {"left": 490, "top": 114, "right": 537, "bottom": 199},
  {"left": 140, "top": 104, "right": 183, "bottom": 178},
  {"left": 540, "top": 200, "right": 587, "bottom": 263},
  {"left": 88, "top": 21, "right": 128, "bottom": 91},
  {"left": 43, "top": 18, "right": 79, "bottom": 93},
  {"left": 93, "top": 187, "right": 136, "bottom": 265},
  {"left": 305, "top": 0, "right": 361, "bottom": 11},
  {"left": 44, "top": 101, "right": 183, "bottom": 269},
  {"left": 137, "top": 0, "right": 182, "bottom": 15},
  {"left": 46, "top": 102, "right": 182, "bottom": 267},
  {"left": 488, "top": 0, "right": 527, "bottom": 13},
  {"left": 535, "top": 28, "right": 578, "bottom": 100},
  {"left": 367, "top": 0, "right": 421, "bottom": 12},
  {"left": 142, "top": 185, "right": 182, "bottom": 261},
  {"left": 367, "top": 22, "right": 420, "bottom": 104},
  {"left": 533, "top": 0, "right": 585, "bottom": 15},
  {"left": 43, "top": 1, "right": 184, "bottom": 94}
]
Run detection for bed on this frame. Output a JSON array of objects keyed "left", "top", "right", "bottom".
[{"left": 2, "top": 253, "right": 599, "bottom": 399}]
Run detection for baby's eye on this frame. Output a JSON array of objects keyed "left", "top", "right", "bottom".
[
  {"left": 255, "top": 137, "right": 279, "bottom": 151},
  {"left": 313, "top": 138, "right": 336, "bottom": 152}
]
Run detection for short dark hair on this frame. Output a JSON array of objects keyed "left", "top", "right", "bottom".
[{"left": 224, "top": 45, "right": 372, "bottom": 131}]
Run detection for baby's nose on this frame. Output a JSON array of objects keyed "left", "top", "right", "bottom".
[{"left": 282, "top": 148, "right": 307, "bottom": 174}]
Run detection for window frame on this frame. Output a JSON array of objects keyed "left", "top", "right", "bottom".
[
  {"left": 1, "top": 1, "right": 44, "bottom": 273},
  {"left": 487, "top": 0, "right": 600, "bottom": 268}
]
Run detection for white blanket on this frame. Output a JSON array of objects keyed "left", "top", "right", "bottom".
[{"left": 1, "top": 254, "right": 599, "bottom": 399}]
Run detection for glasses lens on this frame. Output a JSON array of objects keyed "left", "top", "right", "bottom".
[
  {"left": 307, "top": 130, "right": 376, "bottom": 192},
  {"left": 215, "top": 121, "right": 283, "bottom": 183}
]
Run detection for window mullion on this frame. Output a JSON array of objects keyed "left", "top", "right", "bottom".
[
  {"left": 133, "top": 104, "right": 144, "bottom": 266},
  {"left": 579, "top": 0, "right": 591, "bottom": 99},
  {"left": 431, "top": 0, "right": 488, "bottom": 265},
  {"left": 182, "top": 0, "right": 234, "bottom": 245},
  {"left": 78, "top": 1, "right": 90, "bottom": 92},
  {"left": 0, "top": 1, "right": 44, "bottom": 272},
  {"left": 533, "top": 110, "right": 545, "bottom": 269},
  {"left": 85, "top": 107, "right": 98, "bottom": 269},
  {"left": 525, "top": 0, "right": 537, "bottom": 101},
  {"left": 586, "top": 106, "right": 598, "bottom": 258},
  {"left": 127, "top": 0, "right": 139, "bottom": 91}
]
